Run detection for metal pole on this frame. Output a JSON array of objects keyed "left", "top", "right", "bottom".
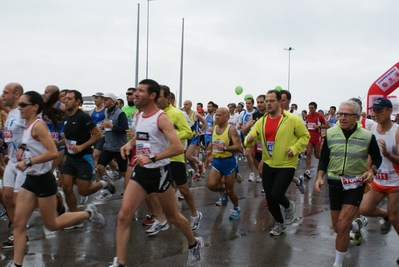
[
  {"left": 284, "top": 47, "right": 294, "bottom": 91},
  {"left": 179, "top": 18, "right": 185, "bottom": 108},
  {"left": 145, "top": 0, "right": 150, "bottom": 79},
  {"left": 135, "top": 3, "right": 140, "bottom": 87}
]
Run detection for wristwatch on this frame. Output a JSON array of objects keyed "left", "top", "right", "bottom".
[
  {"left": 148, "top": 154, "right": 156, "bottom": 163},
  {"left": 223, "top": 146, "right": 227, "bottom": 152},
  {"left": 24, "top": 158, "right": 32, "bottom": 167}
]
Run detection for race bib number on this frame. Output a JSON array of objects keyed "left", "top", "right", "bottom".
[
  {"left": 22, "top": 150, "right": 33, "bottom": 160},
  {"left": 213, "top": 140, "right": 225, "bottom": 153},
  {"left": 136, "top": 142, "right": 151, "bottom": 155},
  {"left": 340, "top": 175, "right": 364, "bottom": 190},
  {"left": 307, "top": 122, "right": 315, "bottom": 130},
  {"left": 3, "top": 130, "right": 12, "bottom": 143},
  {"left": 51, "top": 132, "right": 59, "bottom": 141},
  {"left": 205, "top": 123, "right": 213, "bottom": 134},
  {"left": 128, "top": 119, "right": 133, "bottom": 129},
  {"left": 267, "top": 141, "right": 274, "bottom": 155},
  {"left": 376, "top": 172, "right": 389, "bottom": 181},
  {"left": 66, "top": 139, "right": 77, "bottom": 154}
]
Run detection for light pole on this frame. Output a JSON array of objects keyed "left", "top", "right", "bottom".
[
  {"left": 146, "top": 0, "right": 154, "bottom": 79},
  {"left": 284, "top": 47, "right": 294, "bottom": 91}
]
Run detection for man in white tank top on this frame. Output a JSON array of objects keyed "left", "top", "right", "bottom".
[
  {"left": 360, "top": 98, "right": 399, "bottom": 264},
  {"left": 110, "top": 79, "right": 204, "bottom": 267}
]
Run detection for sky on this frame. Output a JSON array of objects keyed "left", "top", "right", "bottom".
[{"left": 1, "top": 0, "right": 399, "bottom": 112}]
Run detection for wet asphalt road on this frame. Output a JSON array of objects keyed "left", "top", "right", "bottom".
[{"left": 0, "top": 156, "right": 398, "bottom": 267}]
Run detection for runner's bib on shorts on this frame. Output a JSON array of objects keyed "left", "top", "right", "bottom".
[{"left": 340, "top": 175, "right": 364, "bottom": 190}]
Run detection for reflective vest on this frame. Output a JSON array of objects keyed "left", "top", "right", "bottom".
[{"left": 326, "top": 124, "right": 372, "bottom": 179}]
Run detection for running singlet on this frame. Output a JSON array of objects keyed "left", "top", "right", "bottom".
[
  {"left": 91, "top": 108, "right": 106, "bottom": 127},
  {"left": 204, "top": 114, "right": 215, "bottom": 137},
  {"left": 264, "top": 115, "right": 282, "bottom": 156},
  {"left": 371, "top": 123, "right": 399, "bottom": 186},
  {"left": 22, "top": 119, "right": 52, "bottom": 175},
  {"left": 135, "top": 109, "right": 170, "bottom": 168},
  {"left": 3, "top": 108, "right": 26, "bottom": 163},
  {"left": 306, "top": 112, "right": 326, "bottom": 136}
]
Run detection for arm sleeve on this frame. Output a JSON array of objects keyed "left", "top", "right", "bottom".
[
  {"left": 112, "top": 113, "right": 129, "bottom": 134},
  {"left": 317, "top": 134, "right": 330, "bottom": 172},
  {"left": 368, "top": 134, "right": 382, "bottom": 168}
]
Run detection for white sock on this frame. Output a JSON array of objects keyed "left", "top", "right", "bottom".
[
  {"left": 351, "top": 221, "right": 359, "bottom": 232},
  {"left": 333, "top": 249, "right": 346, "bottom": 267},
  {"left": 100, "top": 180, "right": 108, "bottom": 188}
]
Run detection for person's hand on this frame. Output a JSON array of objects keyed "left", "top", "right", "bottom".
[
  {"left": 120, "top": 143, "right": 132, "bottom": 160},
  {"left": 286, "top": 148, "right": 294, "bottom": 157},
  {"left": 314, "top": 178, "right": 324, "bottom": 193}
]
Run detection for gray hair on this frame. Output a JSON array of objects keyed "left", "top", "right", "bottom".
[{"left": 339, "top": 100, "right": 361, "bottom": 115}]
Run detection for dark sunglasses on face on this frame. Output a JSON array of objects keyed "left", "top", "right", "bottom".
[
  {"left": 126, "top": 92, "right": 133, "bottom": 96},
  {"left": 18, "top": 102, "right": 33, "bottom": 108}
]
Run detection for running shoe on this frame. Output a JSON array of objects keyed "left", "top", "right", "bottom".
[
  {"left": 198, "top": 162, "right": 204, "bottom": 175},
  {"left": 215, "top": 198, "right": 222, "bottom": 206},
  {"left": 269, "top": 222, "right": 286, "bottom": 236},
  {"left": 96, "top": 190, "right": 112, "bottom": 200},
  {"left": 1, "top": 235, "right": 29, "bottom": 249},
  {"left": 248, "top": 173, "right": 255, "bottom": 182},
  {"left": 145, "top": 219, "right": 169, "bottom": 235},
  {"left": 63, "top": 221, "right": 84, "bottom": 230},
  {"left": 229, "top": 208, "right": 241, "bottom": 220},
  {"left": 243, "top": 156, "right": 248, "bottom": 163},
  {"left": 285, "top": 201, "right": 295, "bottom": 225},
  {"left": 235, "top": 173, "right": 243, "bottom": 184},
  {"left": 360, "top": 215, "right": 368, "bottom": 227},
  {"left": 190, "top": 211, "right": 203, "bottom": 232},
  {"left": 102, "top": 175, "right": 116, "bottom": 194},
  {"left": 352, "top": 218, "right": 363, "bottom": 246},
  {"left": 304, "top": 170, "right": 311, "bottom": 179},
  {"left": 86, "top": 204, "right": 105, "bottom": 229},
  {"left": 380, "top": 218, "right": 392, "bottom": 234},
  {"left": 221, "top": 192, "right": 228, "bottom": 206},
  {"left": 142, "top": 213, "right": 156, "bottom": 226},
  {"left": 296, "top": 175, "right": 306, "bottom": 194},
  {"left": 192, "top": 173, "right": 201, "bottom": 182},
  {"left": 79, "top": 195, "right": 88, "bottom": 205},
  {"left": 108, "top": 257, "right": 125, "bottom": 267},
  {"left": 112, "top": 171, "right": 120, "bottom": 180},
  {"left": 187, "top": 237, "right": 204, "bottom": 267}
]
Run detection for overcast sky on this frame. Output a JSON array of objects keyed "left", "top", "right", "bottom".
[{"left": 1, "top": 0, "right": 398, "bottom": 111}]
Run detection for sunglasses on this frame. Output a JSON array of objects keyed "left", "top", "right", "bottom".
[
  {"left": 18, "top": 102, "right": 33, "bottom": 108},
  {"left": 126, "top": 92, "right": 133, "bottom": 96}
]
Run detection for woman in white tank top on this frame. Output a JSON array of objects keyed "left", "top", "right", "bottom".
[{"left": 12, "top": 91, "right": 105, "bottom": 266}]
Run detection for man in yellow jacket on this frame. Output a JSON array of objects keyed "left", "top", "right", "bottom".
[{"left": 244, "top": 89, "right": 309, "bottom": 236}]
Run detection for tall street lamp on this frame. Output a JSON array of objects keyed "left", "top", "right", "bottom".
[
  {"left": 284, "top": 47, "right": 294, "bottom": 91},
  {"left": 146, "top": 0, "right": 155, "bottom": 79}
]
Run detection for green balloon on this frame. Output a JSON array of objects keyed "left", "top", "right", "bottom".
[
  {"left": 244, "top": 94, "right": 253, "bottom": 101},
  {"left": 235, "top": 86, "right": 243, "bottom": 95},
  {"left": 275, "top": 85, "right": 282, "bottom": 92}
]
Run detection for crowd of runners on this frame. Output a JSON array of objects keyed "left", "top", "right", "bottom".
[{"left": 0, "top": 80, "right": 398, "bottom": 267}]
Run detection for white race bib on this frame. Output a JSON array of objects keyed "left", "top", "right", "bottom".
[
  {"left": 66, "top": 139, "right": 77, "bottom": 154},
  {"left": 136, "top": 142, "right": 151, "bottom": 155},
  {"left": 340, "top": 175, "right": 364, "bottom": 190}
]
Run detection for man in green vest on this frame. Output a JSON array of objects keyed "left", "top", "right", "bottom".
[{"left": 315, "top": 100, "right": 382, "bottom": 267}]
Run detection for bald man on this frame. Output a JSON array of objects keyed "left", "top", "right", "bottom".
[
  {"left": 1, "top": 83, "right": 28, "bottom": 249},
  {"left": 206, "top": 107, "right": 242, "bottom": 220},
  {"left": 44, "top": 85, "right": 66, "bottom": 111}
]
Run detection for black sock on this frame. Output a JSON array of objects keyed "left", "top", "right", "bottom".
[
  {"left": 384, "top": 216, "right": 389, "bottom": 221},
  {"left": 188, "top": 241, "right": 197, "bottom": 249}
]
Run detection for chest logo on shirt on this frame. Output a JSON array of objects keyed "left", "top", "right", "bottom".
[{"left": 136, "top": 132, "right": 149, "bottom": 141}]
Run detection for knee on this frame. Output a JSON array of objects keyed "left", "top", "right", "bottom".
[
  {"left": 96, "top": 164, "right": 105, "bottom": 173},
  {"left": 388, "top": 211, "right": 399, "bottom": 223},
  {"left": 3, "top": 192, "right": 13, "bottom": 206},
  {"left": 336, "top": 219, "right": 351, "bottom": 235},
  {"left": 359, "top": 205, "right": 369, "bottom": 216},
  {"left": 117, "top": 209, "right": 132, "bottom": 226},
  {"left": 44, "top": 222, "right": 58, "bottom": 231},
  {"left": 164, "top": 212, "right": 179, "bottom": 225},
  {"left": 207, "top": 180, "right": 218, "bottom": 191},
  {"left": 178, "top": 184, "right": 190, "bottom": 196},
  {"left": 62, "top": 180, "right": 73, "bottom": 193}
]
